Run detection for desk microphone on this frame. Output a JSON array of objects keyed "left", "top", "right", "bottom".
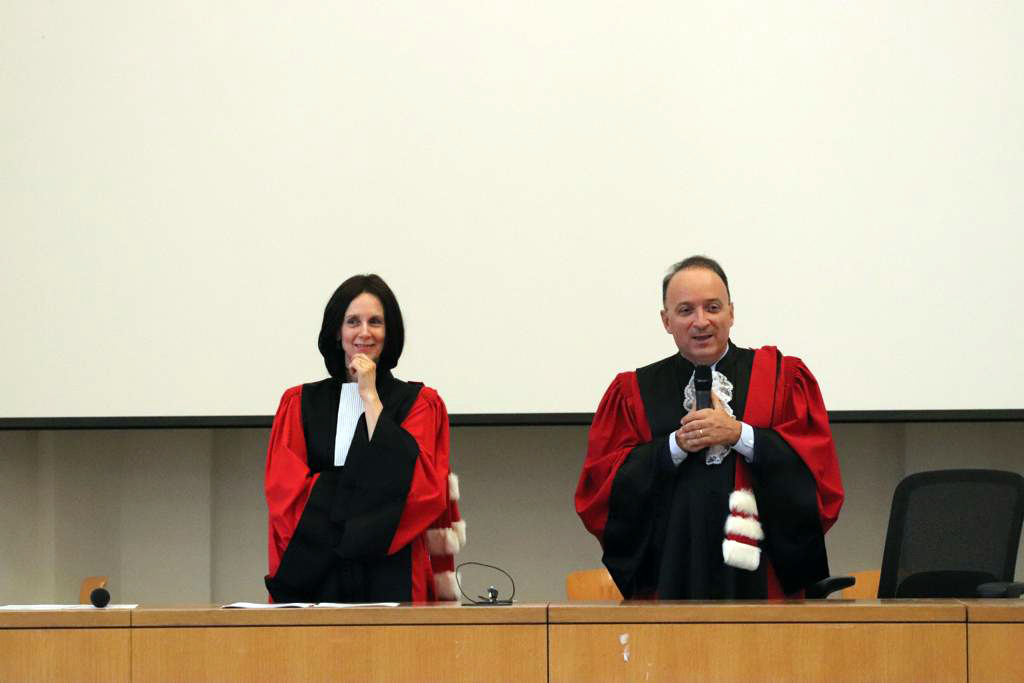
[
  {"left": 90, "top": 587, "right": 110, "bottom": 608},
  {"left": 695, "top": 365, "right": 712, "bottom": 410},
  {"left": 456, "top": 562, "right": 515, "bottom": 606}
]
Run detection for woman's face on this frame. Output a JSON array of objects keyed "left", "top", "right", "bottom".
[{"left": 338, "top": 292, "right": 386, "bottom": 367}]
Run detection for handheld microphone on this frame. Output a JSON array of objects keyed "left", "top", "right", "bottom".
[
  {"left": 694, "top": 365, "right": 712, "bottom": 410},
  {"left": 90, "top": 587, "right": 110, "bottom": 608}
]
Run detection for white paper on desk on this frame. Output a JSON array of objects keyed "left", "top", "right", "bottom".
[
  {"left": 0, "top": 604, "right": 138, "bottom": 610},
  {"left": 314, "top": 602, "right": 400, "bottom": 608},
  {"left": 222, "top": 602, "right": 314, "bottom": 608},
  {"left": 220, "top": 601, "right": 400, "bottom": 609}
]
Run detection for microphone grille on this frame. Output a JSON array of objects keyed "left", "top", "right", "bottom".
[{"left": 90, "top": 587, "right": 111, "bottom": 608}]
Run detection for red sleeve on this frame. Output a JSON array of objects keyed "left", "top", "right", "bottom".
[
  {"left": 387, "top": 387, "right": 450, "bottom": 554},
  {"left": 264, "top": 386, "right": 319, "bottom": 577},
  {"left": 773, "top": 356, "right": 844, "bottom": 532},
  {"left": 574, "top": 372, "right": 652, "bottom": 541}
]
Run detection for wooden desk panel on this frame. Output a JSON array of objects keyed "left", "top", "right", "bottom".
[
  {"left": 132, "top": 603, "right": 546, "bottom": 626},
  {"left": 965, "top": 600, "right": 1024, "bottom": 683},
  {"left": 969, "top": 624, "right": 1024, "bottom": 683},
  {"left": 550, "top": 622, "right": 965, "bottom": 683},
  {"left": 0, "top": 609, "right": 131, "bottom": 628},
  {"left": 549, "top": 601, "right": 967, "bottom": 683},
  {"left": 3, "top": 601, "right": 1014, "bottom": 682},
  {"left": 0, "top": 610, "right": 130, "bottom": 683},
  {"left": 964, "top": 599, "right": 1024, "bottom": 623},
  {"left": 550, "top": 599, "right": 965, "bottom": 623},
  {"left": 131, "top": 605, "right": 547, "bottom": 683}
]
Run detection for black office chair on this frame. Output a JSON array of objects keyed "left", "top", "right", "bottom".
[{"left": 809, "top": 469, "right": 1024, "bottom": 599}]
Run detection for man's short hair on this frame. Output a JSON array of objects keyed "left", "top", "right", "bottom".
[{"left": 662, "top": 255, "right": 731, "bottom": 304}]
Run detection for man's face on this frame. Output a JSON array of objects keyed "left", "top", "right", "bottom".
[{"left": 660, "top": 267, "right": 734, "bottom": 365}]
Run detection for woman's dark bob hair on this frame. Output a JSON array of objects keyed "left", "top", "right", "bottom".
[{"left": 317, "top": 274, "right": 405, "bottom": 379}]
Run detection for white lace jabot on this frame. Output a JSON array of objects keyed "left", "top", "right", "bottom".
[{"left": 682, "top": 370, "right": 735, "bottom": 465}]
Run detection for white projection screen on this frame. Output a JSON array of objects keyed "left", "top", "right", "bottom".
[{"left": 3, "top": 1, "right": 1022, "bottom": 423}]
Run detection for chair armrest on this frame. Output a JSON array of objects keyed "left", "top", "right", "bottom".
[
  {"left": 977, "top": 582, "right": 1024, "bottom": 598},
  {"left": 805, "top": 575, "right": 856, "bottom": 599}
]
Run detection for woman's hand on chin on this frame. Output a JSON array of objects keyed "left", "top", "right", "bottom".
[
  {"left": 348, "top": 354, "right": 384, "bottom": 437},
  {"left": 348, "top": 354, "right": 378, "bottom": 400}
]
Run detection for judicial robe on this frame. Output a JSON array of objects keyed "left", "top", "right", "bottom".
[
  {"left": 264, "top": 370, "right": 462, "bottom": 603},
  {"left": 575, "top": 344, "right": 843, "bottom": 599}
]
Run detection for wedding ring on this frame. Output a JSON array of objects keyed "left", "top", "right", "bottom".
[{"left": 700, "top": 429, "right": 704, "bottom": 438}]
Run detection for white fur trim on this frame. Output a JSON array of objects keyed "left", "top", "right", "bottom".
[
  {"left": 434, "top": 571, "right": 459, "bottom": 601},
  {"left": 722, "top": 539, "right": 761, "bottom": 571},
  {"left": 448, "top": 473, "right": 460, "bottom": 501},
  {"left": 426, "top": 528, "right": 459, "bottom": 555},
  {"left": 729, "top": 489, "right": 759, "bottom": 516},
  {"left": 725, "top": 515, "right": 764, "bottom": 541},
  {"left": 452, "top": 519, "right": 467, "bottom": 548}
]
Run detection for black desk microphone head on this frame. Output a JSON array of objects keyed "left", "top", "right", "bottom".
[{"left": 90, "top": 587, "right": 110, "bottom": 608}]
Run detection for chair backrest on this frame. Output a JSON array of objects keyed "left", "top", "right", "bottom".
[
  {"left": 840, "top": 569, "right": 881, "bottom": 599},
  {"left": 79, "top": 576, "right": 108, "bottom": 604},
  {"left": 566, "top": 568, "right": 624, "bottom": 601},
  {"left": 878, "top": 469, "right": 1024, "bottom": 598}
]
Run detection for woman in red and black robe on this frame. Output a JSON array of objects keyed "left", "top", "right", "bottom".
[{"left": 265, "top": 274, "right": 463, "bottom": 603}]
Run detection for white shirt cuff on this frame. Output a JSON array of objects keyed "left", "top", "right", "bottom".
[
  {"left": 668, "top": 433, "right": 687, "bottom": 466},
  {"left": 733, "top": 422, "right": 755, "bottom": 463}
]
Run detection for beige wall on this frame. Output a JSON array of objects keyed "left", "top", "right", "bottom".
[
  {"left": 7, "top": 2, "right": 1022, "bottom": 420},
  {"left": 1, "top": 423, "right": 1022, "bottom": 604}
]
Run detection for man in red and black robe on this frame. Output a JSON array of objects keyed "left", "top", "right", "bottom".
[{"left": 575, "top": 257, "right": 843, "bottom": 599}]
